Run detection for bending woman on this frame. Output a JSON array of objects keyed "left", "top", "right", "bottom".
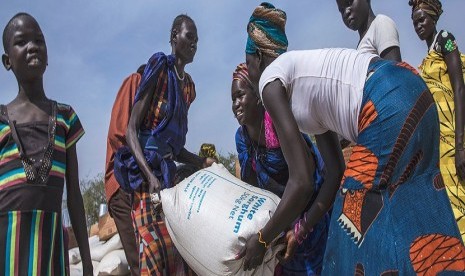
[
  {"left": 410, "top": 0, "right": 465, "bottom": 240},
  {"left": 114, "top": 15, "right": 214, "bottom": 275},
  {"left": 232, "top": 63, "right": 329, "bottom": 275},
  {"left": 240, "top": 2, "right": 465, "bottom": 275}
]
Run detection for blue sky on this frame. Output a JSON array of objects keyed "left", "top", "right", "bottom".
[{"left": 1, "top": 1, "right": 464, "bottom": 179}]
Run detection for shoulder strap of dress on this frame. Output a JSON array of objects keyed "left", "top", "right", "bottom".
[
  {"left": 3, "top": 105, "right": 25, "bottom": 157},
  {"left": 429, "top": 31, "right": 441, "bottom": 53}
]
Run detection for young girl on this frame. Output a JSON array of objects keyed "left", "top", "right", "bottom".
[
  {"left": 336, "top": 0, "right": 402, "bottom": 61},
  {"left": 0, "top": 13, "right": 92, "bottom": 275}
]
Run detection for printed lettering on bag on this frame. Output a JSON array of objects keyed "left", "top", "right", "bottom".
[
  {"left": 184, "top": 171, "right": 217, "bottom": 220},
  {"left": 231, "top": 193, "right": 267, "bottom": 233}
]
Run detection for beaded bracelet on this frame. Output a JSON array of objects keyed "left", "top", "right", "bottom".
[
  {"left": 258, "top": 230, "right": 269, "bottom": 248},
  {"left": 294, "top": 215, "right": 312, "bottom": 245}
]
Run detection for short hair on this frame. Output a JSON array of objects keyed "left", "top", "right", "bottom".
[
  {"left": 169, "top": 14, "right": 195, "bottom": 43},
  {"left": 3, "top": 12, "right": 37, "bottom": 53},
  {"left": 136, "top": 64, "right": 146, "bottom": 75}
]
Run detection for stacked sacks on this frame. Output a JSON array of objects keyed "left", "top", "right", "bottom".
[{"left": 69, "top": 234, "right": 130, "bottom": 275}]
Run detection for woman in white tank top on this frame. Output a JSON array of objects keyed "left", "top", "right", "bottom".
[{"left": 240, "top": 3, "right": 465, "bottom": 275}]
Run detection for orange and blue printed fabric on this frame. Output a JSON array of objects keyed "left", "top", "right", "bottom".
[{"left": 322, "top": 59, "right": 465, "bottom": 275}]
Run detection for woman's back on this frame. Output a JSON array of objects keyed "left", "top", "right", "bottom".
[{"left": 259, "top": 48, "right": 376, "bottom": 142}]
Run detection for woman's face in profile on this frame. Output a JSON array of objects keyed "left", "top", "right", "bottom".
[{"left": 231, "top": 79, "right": 260, "bottom": 126}]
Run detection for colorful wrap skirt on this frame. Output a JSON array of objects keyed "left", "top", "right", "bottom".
[
  {"left": 132, "top": 190, "right": 194, "bottom": 276},
  {"left": 322, "top": 60, "right": 465, "bottom": 275}
]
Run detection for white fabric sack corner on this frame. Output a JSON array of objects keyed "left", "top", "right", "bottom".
[
  {"left": 69, "top": 247, "right": 81, "bottom": 265},
  {"left": 96, "top": 249, "right": 129, "bottom": 275},
  {"left": 90, "top": 234, "right": 122, "bottom": 262},
  {"left": 161, "top": 163, "right": 283, "bottom": 275},
  {"left": 88, "top": 235, "right": 102, "bottom": 248},
  {"left": 69, "top": 261, "right": 99, "bottom": 276}
]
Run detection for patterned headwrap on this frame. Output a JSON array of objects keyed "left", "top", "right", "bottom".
[
  {"left": 246, "top": 2, "right": 288, "bottom": 58},
  {"left": 409, "top": 0, "right": 443, "bottom": 22},
  {"left": 232, "top": 63, "right": 253, "bottom": 88}
]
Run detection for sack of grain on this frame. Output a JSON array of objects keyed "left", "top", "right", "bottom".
[
  {"left": 161, "top": 163, "right": 283, "bottom": 275},
  {"left": 95, "top": 249, "right": 129, "bottom": 276},
  {"left": 90, "top": 234, "right": 122, "bottom": 262}
]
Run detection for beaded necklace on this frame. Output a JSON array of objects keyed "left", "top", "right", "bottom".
[{"left": 174, "top": 64, "right": 185, "bottom": 81}]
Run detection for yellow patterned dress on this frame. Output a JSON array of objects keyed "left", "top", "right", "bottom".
[{"left": 419, "top": 30, "right": 465, "bottom": 240}]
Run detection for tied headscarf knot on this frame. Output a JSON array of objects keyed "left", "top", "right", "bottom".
[
  {"left": 233, "top": 63, "right": 253, "bottom": 88},
  {"left": 246, "top": 2, "right": 288, "bottom": 58},
  {"left": 409, "top": 0, "right": 443, "bottom": 22}
]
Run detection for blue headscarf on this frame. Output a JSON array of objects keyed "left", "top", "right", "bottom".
[
  {"left": 246, "top": 2, "right": 288, "bottom": 58},
  {"left": 114, "top": 52, "right": 188, "bottom": 192}
]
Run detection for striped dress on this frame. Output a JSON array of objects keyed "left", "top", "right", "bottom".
[{"left": 0, "top": 102, "right": 84, "bottom": 275}]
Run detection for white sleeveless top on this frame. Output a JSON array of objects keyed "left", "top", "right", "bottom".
[
  {"left": 258, "top": 48, "right": 376, "bottom": 142},
  {"left": 357, "top": 14, "right": 400, "bottom": 56}
]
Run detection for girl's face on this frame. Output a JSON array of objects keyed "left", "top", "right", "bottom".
[
  {"left": 3, "top": 16, "right": 47, "bottom": 81},
  {"left": 336, "top": 0, "right": 370, "bottom": 31},
  {"left": 412, "top": 9, "right": 436, "bottom": 41},
  {"left": 231, "top": 79, "right": 261, "bottom": 126},
  {"left": 172, "top": 20, "right": 198, "bottom": 65}
]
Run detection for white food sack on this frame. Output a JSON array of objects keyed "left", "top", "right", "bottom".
[
  {"left": 69, "top": 261, "right": 99, "bottom": 276},
  {"left": 96, "top": 249, "right": 129, "bottom": 275},
  {"left": 69, "top": 247, "right": 81, "bottom": 265},
  {"left": 161, "top": 163, "right": 283, "bottom": 275},
  {"left": 90, "top": 234, "right": 122, "bottom": 262}
]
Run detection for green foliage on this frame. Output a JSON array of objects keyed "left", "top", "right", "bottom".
[
  {"left": 80, "top": 174, "right": 106, "bottom": 227},
  {"left": 217, "top": 151, "right": 238, "bottom": 176}
]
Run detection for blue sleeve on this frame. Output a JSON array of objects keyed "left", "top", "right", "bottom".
[{"left": 235, "top": 127, "right": 251, "bottom": 181}]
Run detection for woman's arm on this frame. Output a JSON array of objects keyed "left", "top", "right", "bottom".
[
  {"left": 444, "top": 48, "right": 465, "bottom": 179},
  {"left": 277, "top": 132, "right": 345, "bottom": 263},
  {"left": 380, "top": 46, "right": 402, "bottom": 62},
  {"left": 126, "top": 81, "right": 160, "bottom": 193},
  {"left": 259, "top": 80, "right": 316, "bottom": 241},
  {"left": 244, "top": 167, "right": 286, "bottom": 197},
  {"left": 242, "top": 80, "right": 316, "bottom": 269},
  {"left": 303, "top": 131, "right": 345, "bottom": 227},
  {"left": 66, "top": 145, "right": 93, "bottom": 275},
  {"left": 176, "top": 147, "right": 215, "bottom": 168}
]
